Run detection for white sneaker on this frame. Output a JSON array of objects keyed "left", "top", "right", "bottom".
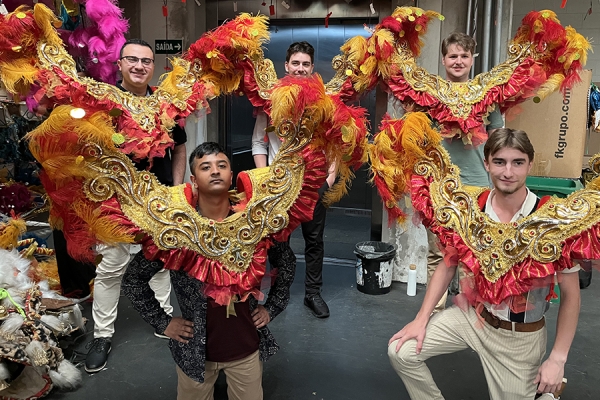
[
  {"left": 154, "top": 331, "right": 169, "bottom": 340},
  {"left": 536, "top": 394, "right": 557, "bottom": 400}
]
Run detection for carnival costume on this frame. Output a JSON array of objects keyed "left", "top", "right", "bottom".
[
  {"left": 2, "top": 3, "right": 598, "bottom": 315},
  {"left": 0, "top": 4, "right": 368, "bottom": 307},
  {"left": 330, "top": 7, "right": 596, "bottom": 309}
]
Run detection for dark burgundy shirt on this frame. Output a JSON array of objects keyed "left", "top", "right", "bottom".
[{"left": 206, "top": 299, "right": 260, "bottom": 362}]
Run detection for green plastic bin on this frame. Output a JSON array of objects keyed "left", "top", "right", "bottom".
[{"left": 525, "top": 176, "right": 583, "bottom": 198}]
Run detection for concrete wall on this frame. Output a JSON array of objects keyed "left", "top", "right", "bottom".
[
  {"left": 120, "top": 0, "right": 141, "bottom": 39},
  {"left": 512, "top": 0, "right": 599, "bottom": 82}
]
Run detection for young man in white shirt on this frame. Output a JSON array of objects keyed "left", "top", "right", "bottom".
[
  {"left": 388, "top": 128, "right": 581, "bottom": 400},
  {"left": 252, "top": 42, "right": 335, "bottom": 318}
]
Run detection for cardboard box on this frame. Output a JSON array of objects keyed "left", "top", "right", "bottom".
[{"left": 506, "top": 69, "right": 592, "bottom": 179}]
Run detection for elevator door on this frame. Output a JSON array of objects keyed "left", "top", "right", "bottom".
[{"left": 224, "top": 21, "right": 376, "bottom": 211}]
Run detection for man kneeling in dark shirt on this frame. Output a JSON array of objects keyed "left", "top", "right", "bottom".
[{"left": 123, "top": 142, "right": 296, "bottom": 400}]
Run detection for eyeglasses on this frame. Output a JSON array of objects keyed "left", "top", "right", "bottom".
[{"left": 120, "top": 56, "right": 154, "bottom": 66}]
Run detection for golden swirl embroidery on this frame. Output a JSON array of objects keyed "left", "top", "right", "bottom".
[
  {"left": 395, "top": 43, "right": 531, "bottom": 120},
  {"left": 418, "top": 146, "right": 600, "bottom": 282},
  {"left": 37, "top": 43, "right": 200, "bottom": 133},
  {"left": 251, "top": 53, "right": 277, "bottom": 100},
  {"left": 247, "top": 47, "right": 357, "bottom": 99},
  {"left": 325, "top": 54, "right": 357, "bottom": 95},
  {"left": 81, "top": 118, "right": 310, "bottom": 274}
]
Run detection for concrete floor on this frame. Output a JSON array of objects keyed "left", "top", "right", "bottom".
[{"left": 43, "top": 210, "right": 600, "bottom": 399}]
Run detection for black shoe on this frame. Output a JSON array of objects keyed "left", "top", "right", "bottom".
[
  {"left": 85, "top": 337, "right": 112, "bottom": 373},
  {"left": 304, "top": 294, "right": 330, "bottom": 318}
]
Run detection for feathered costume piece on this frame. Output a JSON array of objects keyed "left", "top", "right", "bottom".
[
  {"left": 184, "top": 13, "right": 370, "bottom": 205},
  {"left": 325, "top": 6, "right": 444, "bottom": 102},
  {"left": 368, "top": 113, "right": 442, "bottom": 224},
  {"left": 395, "top": 112, "right": 600, "bottom": 306},
  {"left": 0, "top": 217, "right": 82, "bottom": 399},
  {"left": 185, "top": 13, "right": 271, "bottom": 104},
  {"left": 0, "top": 4, "right": 206, "bottom": 162},
  {"left": 330, "top": 6, "right": 590, "bottom": 223},
  {"left": 333, "top": 7, "right": 589, "bottom": 144},
  {"left": 326, "top": 6, "right": 596, "bottom": 306},
  {"left": 15, "top": 7, "right": 368, "bottom": 305}
]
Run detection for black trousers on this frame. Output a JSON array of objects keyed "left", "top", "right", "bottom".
[
  {"left": 301, "top": 197, "right": 326, "bottom": 296},
  {"left": 53, "top": 229, "right": 96, "bottom": 298},
  {"left": 268, "top": 183, "right": 328, "bottom": 296},
  {"left": 268, "top": 197, "right": 327, "bottom": 296}
]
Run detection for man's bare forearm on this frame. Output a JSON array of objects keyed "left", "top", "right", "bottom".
[
  {"left": 253, "top": 154, "right": 267, "bottom": 168},
  {"left": 172, "top": 144, "right": 187, "bottom": 185},
  {"left": 549, "top": 272, "right": 580, "bottom": 363},
  {"left": 415, "top": 261, "right": 456, "bottom": 322}
]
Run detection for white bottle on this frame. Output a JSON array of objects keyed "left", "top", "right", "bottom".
[{"left": 407, "top": 264, "right": 417, "bottom": 296}]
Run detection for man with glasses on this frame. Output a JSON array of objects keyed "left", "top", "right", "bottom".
[{"left": 85, "top": 39, "right": 187, "bottom": 373}]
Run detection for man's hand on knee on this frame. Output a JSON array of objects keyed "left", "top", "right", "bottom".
[
  {"left": 388, "top": 318, "right": 428, "bottom": 354},
  {"left": 534, "top": 358, "right": 565, "bottom": 394},
  {"left": 164, "top": 317, "right": 194, "bottom": 344}
]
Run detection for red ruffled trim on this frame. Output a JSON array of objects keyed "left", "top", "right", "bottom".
[
  {"left": 142, "top": 235, "right": 270, "bottom": 306},
  {"left": 98, "top": 146, "right": 326, "bottom": 304},
  {"left": 410, "top": 173, "right": 600, "bottom": 305},
  {"left": 331, "top": 76, "right": 378, "bottom": 104},
  {"left": 271, "top": 146, "right": 327, "bottom": 242},
  {"left": 386, "top": 59, "right": 545, "bottom": 145},
  {"left": 36, "top": 67, "right": 207, "bottom": 162},
  {"left": 239, "top": 58, "right": 268, "bottom": 109}
]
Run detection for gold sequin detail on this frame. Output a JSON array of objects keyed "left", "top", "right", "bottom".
[
  {"left": 418, "top": 145, "right": 600, "bottom": 282},
  {"left": 82, "top": 118, "right": 311, "bottom": 273}
]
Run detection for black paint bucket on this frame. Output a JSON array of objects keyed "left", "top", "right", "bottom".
[{"left": 354, "top": 241, "right": 396, "bottom": 295}]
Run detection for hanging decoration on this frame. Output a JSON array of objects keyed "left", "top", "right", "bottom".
[
  {"left": 325, "top": 11, "right": 332, "bottom": 28},
  {"left": 584, "top": 1, "right": 593, "bottom": 19}
]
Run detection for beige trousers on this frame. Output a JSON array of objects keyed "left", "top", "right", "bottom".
[
  {"left": 176, "top": 350, "right": 263, "bottom": 400},
  {"left": 426, "top": 229, "right": 448, "bottom": 312},
  {"left": 93, "top": 243, "right": 173, "bottom": 337},
  {"left": 388, "top": 305, "right": 547, "bottom": 400}
]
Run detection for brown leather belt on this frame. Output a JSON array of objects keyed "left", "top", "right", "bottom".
[{"left": 479, "top": 307, "right": 545, "bottom": 332}]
